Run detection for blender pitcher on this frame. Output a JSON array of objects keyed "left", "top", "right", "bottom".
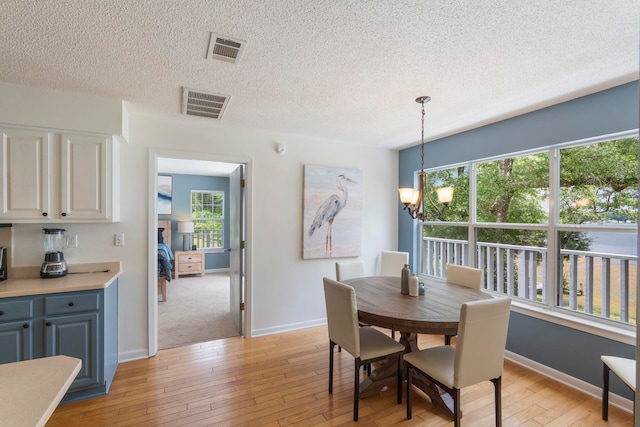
[{"left": 41, "top": 228, "right": 69, "bottom": 278}]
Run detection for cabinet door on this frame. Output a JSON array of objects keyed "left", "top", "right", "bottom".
[
  {"left": 60, "top": 133, "right": 111, "bottom": 220},
  {"left": 0, "top": 127, "right": 52, "bottom": 219},
  {"left": 44, "top": 313, "right": 100, "bottom": 390},
  {"left": 0, "top": 320, "right": 33, "bottom": 363}
]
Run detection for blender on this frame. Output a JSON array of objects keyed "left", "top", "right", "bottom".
[{"left": 40, "top": 228, "right": 68, "bottom": 278}]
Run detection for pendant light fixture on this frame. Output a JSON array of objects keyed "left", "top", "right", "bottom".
[{"left": 398, "top": 96, "right": 454, "bottom": 221}]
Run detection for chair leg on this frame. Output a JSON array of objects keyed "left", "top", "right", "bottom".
[
  {"left": 329, "top": 341, "right": 334, "bottom": 394},
  {"left": 602, "top": 362, "right": 610, "bottom": 420},
  {"left": 445, "top": 334, "right": 452, "bottom": 345},
  {"left": 453, "top": 387, "right": 461, "bottom": 427},
  {"left": 397, "top": 353, "right": 402, "bottom": 404},
  {"left": 406, "top": 363, "right": 413, "bottom": 419},
  {"left": 354, "top": 358, "right": 361, "bottom": 421},
  {"left": 492, "top": 377, "right": 502, "bottom": 427},
  {"left": 392, "top": 329, "right": 395, "bottom": 339}
]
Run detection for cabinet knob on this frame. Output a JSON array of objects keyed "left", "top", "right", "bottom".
[
  {"left": 61, "top": 212, "right": 67, "bottom": 217},
  {"left": 23, "top": 323, "right": 29, "bottom": 329},
  {"left": 68, "top": 301, "right": 75, "bottom": 307},
  {"left": 45, "top": 321, "right": 52, "bottom": 326},
  {"left": 42, "top": 212, "right": 48, "bottom": 217}
]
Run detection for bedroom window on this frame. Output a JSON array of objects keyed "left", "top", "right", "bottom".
[{"left": 191, "top": 190, "right": 224, "bottom": 249}]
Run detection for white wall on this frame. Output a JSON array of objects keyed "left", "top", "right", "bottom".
[{"left": 1, "top": 84, "right": 399, "bottom": 360}]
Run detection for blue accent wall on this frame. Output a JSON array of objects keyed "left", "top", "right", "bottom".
[
  {"left": 398, "top": 81, "right": 639, "bottom": 398},
  {"left": 158, "top": 174, "right": 230, "bottom": 270}
]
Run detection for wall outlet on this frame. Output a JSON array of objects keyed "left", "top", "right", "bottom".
[
  {"left": 115, "top": 233, "right": 125, "bottom": 246},
  {"left": 68, "top": 234, "right": 78, "bottom": 248}
]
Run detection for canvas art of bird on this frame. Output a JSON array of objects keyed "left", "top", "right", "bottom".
[{"left": 308, "top": 174, "right": 357, "bottom": 257}]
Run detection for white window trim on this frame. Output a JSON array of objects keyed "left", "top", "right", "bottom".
[
  {"left": 419, "top": 129, "right": 639, "bottom": 333},
  {"left": 510, "top": 299, "right": 636, "bottom": 346},
  {"left": 191, "top": 189, "right": 225, "bottom": 249}
]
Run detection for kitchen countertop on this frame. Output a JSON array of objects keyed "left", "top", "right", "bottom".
[
  {"left": 0, "top": 261, "right": 121, "bottom": 298},
  {"left": 0, "top": 355, "right": 81, "bottom": 427}
]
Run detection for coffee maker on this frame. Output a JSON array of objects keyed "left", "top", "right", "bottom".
[{"left": 40, "top": 228, "right": 68, "bottom": 278}]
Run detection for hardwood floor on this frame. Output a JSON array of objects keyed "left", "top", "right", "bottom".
[{"left": 47, "top": 325, "right": 632, "bottom": 426}]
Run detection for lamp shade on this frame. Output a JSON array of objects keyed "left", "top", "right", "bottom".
[
  {"left": 178, "top": 221, "right": 194, "bottom": 233},
  {"left": 435, "top": 187, "right": 454, "bottom": 205},
  {"left": 398, "top": 188, "right": 420, "bottom": 205}
]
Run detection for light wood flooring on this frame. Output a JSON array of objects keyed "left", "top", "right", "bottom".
[{"left": 47, "top": 325, "right": 633, "bottom": 426}]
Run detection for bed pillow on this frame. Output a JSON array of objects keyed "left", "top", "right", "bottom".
[{"left": 157, "top": 227, "right": 165, "bottom": 244}]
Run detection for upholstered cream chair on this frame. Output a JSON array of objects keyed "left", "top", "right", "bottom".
[
  {"left": 444, "top": 264, "right": 484, "bottom": 345},
  {"left": 446, "top": 264, "right": 482, "bottom": 290},
  {"left": 323, "top": 277, "right": 405, "bottom": 421},
  {"left": 601, "top": 355, "right": 636, "bottom": 420},
  {"left": 380, "top": 251, "right": 409, "bottom": 276},
  {"left": 335, "top": 260, "right": 366, "bottom": 281},
  {"left": 404, "top": 297, "right": 512, "bottom": 426},
  {"left": 335, "top": 260, "right": 368, "bottom": 351}
]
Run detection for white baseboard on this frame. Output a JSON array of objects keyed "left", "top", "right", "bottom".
[
  {"left": 251, "top": 318, "right": 327, "bottom": 337},
  {"left": 204, "top": 268, "right": 230, "bottom": 273},
  {"left": 118, "top": 349, "right": 150, "bottom": 363},
  {"left": 505, "top": 350, "right": 633, "bottom": 414}
]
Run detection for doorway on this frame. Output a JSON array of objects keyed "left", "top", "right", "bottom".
[
  {"left": 148, "top": 150, "right": 249, "bottom": 356},
  {"left": 158, "top": 272, "right": 237, "bottom": 349}
]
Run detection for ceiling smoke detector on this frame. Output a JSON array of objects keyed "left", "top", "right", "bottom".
[
  {"left": 207, "top": 33, "right": 245, "bottom": 64},
  {"left": 182, "top": 88, "right": 230, "bottom": 120}
]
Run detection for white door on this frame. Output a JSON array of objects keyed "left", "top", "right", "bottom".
[{"left": 229, "top": 165, "right": 244, "bottom": 334}]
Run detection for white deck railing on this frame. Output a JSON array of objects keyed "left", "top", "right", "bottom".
[
  {"left": 422, "top": 237, "right": 637, "bottom": 324},
  {"left": 192, "top": 230, "right": 223, "bottom": 249}
]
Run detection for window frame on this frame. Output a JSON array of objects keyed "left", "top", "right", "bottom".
[
  {"left": 418, "top": 129, "right": 638, "bottom": 334},
  {"left": 190, "top": 189, "right": 225, "bottom": 250}
]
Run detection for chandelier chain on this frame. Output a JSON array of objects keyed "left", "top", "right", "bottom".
[{"left": 420, "top": 101, "right": 425, "bottom": 172}]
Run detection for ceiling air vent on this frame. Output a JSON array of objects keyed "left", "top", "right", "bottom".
[
  {"left": 182, "top": 88, "right": 230, "bottom": 120},
  {"left": 207, "top": 33, "right": 245, "bottom": 64}
]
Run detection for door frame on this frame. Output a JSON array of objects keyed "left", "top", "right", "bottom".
[{"left": 147, "top": 148, "right": 252, "bottom": 356}]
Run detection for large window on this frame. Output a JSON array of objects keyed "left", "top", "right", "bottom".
[
  {"left": 191, "top": 190, "right": 224, "bottom": 249},
  {"left": 419, "top": 133, "right": 638, "bottom": 327}
]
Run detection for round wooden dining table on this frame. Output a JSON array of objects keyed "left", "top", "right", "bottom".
[{"left": 343, "top": 275, "right": 493, "bottom": 419}]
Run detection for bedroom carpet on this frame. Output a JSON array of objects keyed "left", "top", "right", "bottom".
[{"left": 158, "top": 272, "right": 239, "bottom": 349}]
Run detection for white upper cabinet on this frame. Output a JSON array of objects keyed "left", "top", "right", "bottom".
[{"left": 0, "top": 126, "right": 120, "bottom": 223}]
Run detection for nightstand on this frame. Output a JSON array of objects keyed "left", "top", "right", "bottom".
[{"left": 174, "top": 250, "right": 204, "bottom": 278}]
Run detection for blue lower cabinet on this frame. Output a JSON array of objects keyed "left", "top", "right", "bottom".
[
  {"left": 0, "top": 281, "right": 118, "bottom": 402},
  {"left": 0, "top": 320, "right": 33, "bottom": 363},
  {"left": 44, "top": 312, "right": 100, "bottom": 390}
]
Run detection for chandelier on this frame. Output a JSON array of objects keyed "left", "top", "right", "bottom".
[{"left": 398, "top": 96, "right": 454, "bottom": 221}]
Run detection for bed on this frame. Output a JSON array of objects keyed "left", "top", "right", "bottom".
[{"left": 157, "top": 220, "right": 174, "bottom": 302}]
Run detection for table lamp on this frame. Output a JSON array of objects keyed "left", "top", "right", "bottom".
[{"left": 177, "top": 221, "right": 194, "bottom": 251}]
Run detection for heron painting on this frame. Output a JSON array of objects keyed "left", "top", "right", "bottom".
[{"left": 303, "top": 165, "right": 363, "bottom": 259}]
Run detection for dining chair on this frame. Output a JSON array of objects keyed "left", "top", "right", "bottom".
[
  {"left": 335, "top": 260, "right": 367, "bottom": 351},
  {"left": 335, "top": 260, "right": 366, "bottom": 281},
  {"left": 444, "top": 264, "right": 483, "bottom": 345},
  {"left": 337, "top": 259, "right": 395, "bottom": 340},
  {"left": 601, "top": 355, "right": 636, "bottom": 420},
  {"left": 404, "top": 297, "right": 512, "bottom": 426},
  {"left": 323, "top": 277, "right": 405, "bottom": 421},
  {"left": 380, "top": 251, "right": 409, "bottom": 276},
  {"left": 446, "top": 264, "right": 482, "bottom": 290}
]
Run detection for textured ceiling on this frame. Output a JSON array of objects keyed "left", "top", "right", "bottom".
[{"left": 0, "top": 0, "right": 638, "bottom": 149}]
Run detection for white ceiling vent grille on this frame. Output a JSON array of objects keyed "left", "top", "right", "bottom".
[
  {"left": 207, "top": 33, "right": 246, "bottom": 64},
  {"left": 182, "top": 88, "right": 229, "bottom": 120}
]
